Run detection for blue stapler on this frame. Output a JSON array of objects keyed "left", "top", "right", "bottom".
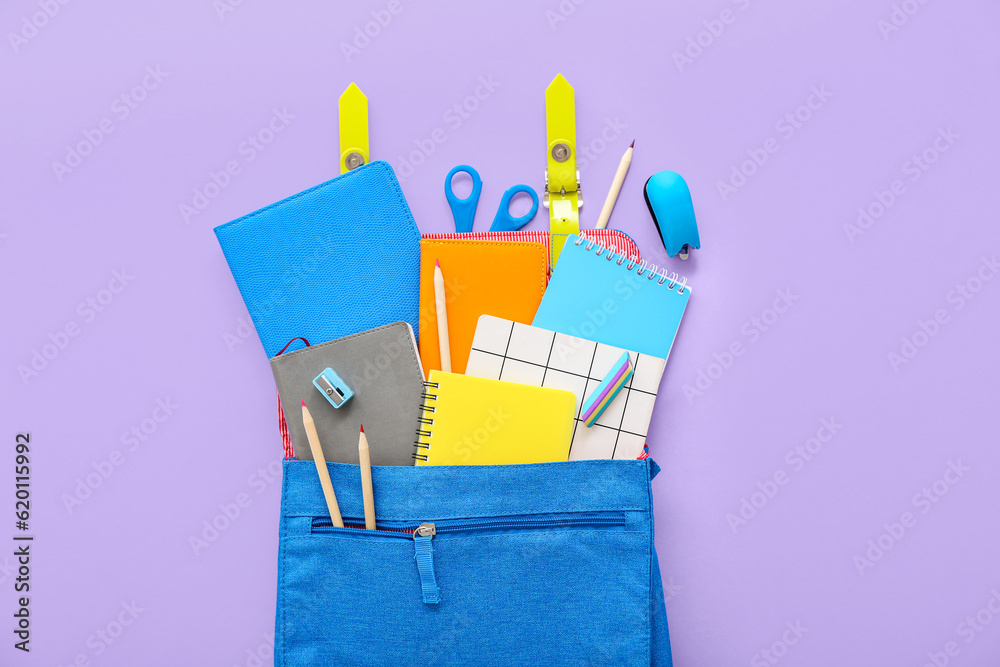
[{"left": 643, "top": 170, "right": 700, "bottom": 260}]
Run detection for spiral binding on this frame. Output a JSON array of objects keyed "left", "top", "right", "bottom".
[
  {"left": 571, "top": 237, "right": 688, "bottom": 294},
  {"left": 413, "top": 381, "right": 439, "bottom": 462}
]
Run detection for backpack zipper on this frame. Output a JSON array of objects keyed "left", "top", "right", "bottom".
[
  {"left": 412, "top": 523, "right": 439, "bottom": 604},
  {"left": 311, "top": 512, "right": 626, "bottom": 536},
  {"left": 311, "top": 512, "right": 627, "bottom": 605}
]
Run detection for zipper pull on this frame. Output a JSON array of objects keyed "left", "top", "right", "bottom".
[{"left": 412, "top": 523, "right": 440, "bottom": 605}]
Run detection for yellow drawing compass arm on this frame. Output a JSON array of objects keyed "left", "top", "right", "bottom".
[
  {"left": 338, "top": 82, "right": 369, "bottom": 173},
  {"left": 544, "top": 74, "right": 581, "bottom": 266}
]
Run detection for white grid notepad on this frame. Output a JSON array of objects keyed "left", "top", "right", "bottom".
[{"left": 465, "top": 315, "right": 665, "bottom": 460}]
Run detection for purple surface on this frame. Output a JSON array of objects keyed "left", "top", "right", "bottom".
[{"left": 2, "top": 0, "right": 999, "bottom": 665}]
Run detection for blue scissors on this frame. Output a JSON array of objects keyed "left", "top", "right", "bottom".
[{"left": 445, "top": 165, "right": 539, "bottom": 233}]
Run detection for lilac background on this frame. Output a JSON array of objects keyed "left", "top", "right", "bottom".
[{"left": 3, "top": 0, "right": 999, "bottom": 665}]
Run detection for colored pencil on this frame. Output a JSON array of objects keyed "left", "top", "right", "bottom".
[
  {"left": 301, "top": 400, "right": 343, "bottom": 528},
  {"left": 595, "top": 140, "right": 634, "bottom": 229},
  {"left": 358, "top": 424, "right": 376, "bottom": 530},
  {"left": 433, "top": 259, "right": 452, "bottom": 372}
]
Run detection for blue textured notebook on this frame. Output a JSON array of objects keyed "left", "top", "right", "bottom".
[
  {"left": 214, "top": 161, "right": 421, "bottom": 358},
  {"left": 532, "top": 235, "right": 691, "bottom": 360}
]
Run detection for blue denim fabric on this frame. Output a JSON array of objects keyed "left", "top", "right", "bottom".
[{"left": 276, "top": 459, "right": 672, "bottom": 666}]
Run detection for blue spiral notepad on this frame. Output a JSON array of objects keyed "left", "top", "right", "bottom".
[
  {"left": 214, "top": 161, "right": 421, "bottom": 358},
  {"left": 532, "top": 235, "right": 691, "bottom": 360}
]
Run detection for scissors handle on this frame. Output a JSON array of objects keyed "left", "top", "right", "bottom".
[
  {"left": 444, "top": 165, "right": 483, "bottom": 233},
  {"left": 489, "top": 184, "right": 539, "bottom": 232}
]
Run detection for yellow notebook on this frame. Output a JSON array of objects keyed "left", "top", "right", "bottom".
[{"left": 414, "top": 371, "right": 576, "bottom": 466}]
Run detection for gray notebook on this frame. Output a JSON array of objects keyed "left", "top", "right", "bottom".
[{"left": 270, "top": 322, "right": 422, "bottom": 466}]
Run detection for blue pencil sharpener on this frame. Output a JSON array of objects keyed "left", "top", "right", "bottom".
[
  {"left": 313, "top": 368, "right": 354, "bottom": 408},
  {"left": 643, "top": 170, "right": 700, "bottom": 260}
]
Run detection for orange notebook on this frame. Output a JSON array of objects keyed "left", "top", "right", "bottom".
[{"left": 419, "top": 239, "right": 547, "bottom": 376}]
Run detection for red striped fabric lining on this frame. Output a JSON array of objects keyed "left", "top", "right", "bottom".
[
  {"left": 277, "top": 390, "right": 295, "bottom": 459},
  {"left": 421, "top": 229, "right": 641, "bottom": 262}
]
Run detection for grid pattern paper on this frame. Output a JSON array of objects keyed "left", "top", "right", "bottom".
[{"left": 465, "top": 316, "right": 665, "bottom": 460}]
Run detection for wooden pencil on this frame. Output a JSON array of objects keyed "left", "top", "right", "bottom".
[
  {"left": 301, "top": 400, "right": 343, "bottom": 528},
  {"left": 433, "top": 259, "right": 452, "bottom": 372},
  {"left": 358, "top": 424, "right": 376, "bottom": 530},
  {"left": 595, "top": 140, "right": 634, "bottom": 229}
]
